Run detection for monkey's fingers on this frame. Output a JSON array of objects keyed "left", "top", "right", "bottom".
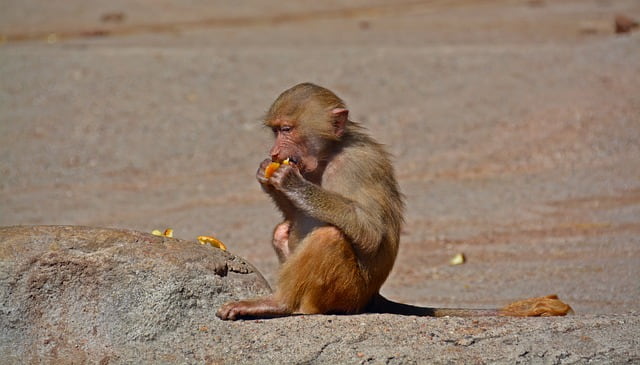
[
  {"left": 257, "top": 174, "right": 270, "bottom": 185},
  {"left": 257, "top": 158, "right": 273, "bottom": 183}
]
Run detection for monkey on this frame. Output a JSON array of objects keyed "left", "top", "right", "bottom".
[{"left": 216, "top": 83, "right": 572, "bottom": 320}]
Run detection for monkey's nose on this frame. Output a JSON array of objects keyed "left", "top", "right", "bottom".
[{"left": 269, "top": 148, "right": 280, "bottom": 162}]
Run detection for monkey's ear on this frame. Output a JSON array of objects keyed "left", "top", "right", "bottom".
[{"left": 331, "top": 108, "right": 348, "bottom": 138}]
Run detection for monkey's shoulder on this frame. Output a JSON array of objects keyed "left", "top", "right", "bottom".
[{"left": 322, "top": 145, "right": 396, "bottom": 196}]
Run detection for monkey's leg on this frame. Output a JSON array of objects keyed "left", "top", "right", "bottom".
[
  {"left": 216, "top": 221, "right": 292, "bottom": 320},
  {"left": 217, "top": 226, "right": 370, "bottom": 320},
  {"left": 272, "top": 221, "right": 291, "bottom": 263},
  {"left": 277, "top": 226, "right": 370, "bottom": 315},
  {"left": 216, "top": 296, "right": 291, "bottom": 320}
]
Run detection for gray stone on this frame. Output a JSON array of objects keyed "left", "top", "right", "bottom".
[
  {"left": 1, "top": 226, "right": 638, "bottom": 364},
  {"left": 0, "top": 225, "right": 271, "bottom": 363}
]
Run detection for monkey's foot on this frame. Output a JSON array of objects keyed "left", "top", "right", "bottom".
[
  {"left": 216, "top": 297, "right": 291, "bottom": 320},
  {"left": 499, "top": 294, "right": 573, "bottom": 317}
]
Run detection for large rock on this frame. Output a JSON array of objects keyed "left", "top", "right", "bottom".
[
  {"left": 1, "top": 226, "right": 639, "bottom": 364},
  {"left": 0, "top": 225, "right": 271, "bottom": 363}
]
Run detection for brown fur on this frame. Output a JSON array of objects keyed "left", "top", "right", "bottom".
[
  {"left": 499, "top": 295, "right": 574, "bottom": 317},
  {"left": 216, "top": 83, "right": 572, "bottom": 320},
  {"left": 278, "top": 226, "right": 368, "bottom": 314}
]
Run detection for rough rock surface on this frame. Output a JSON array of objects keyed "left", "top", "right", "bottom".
[
  {"left": 1, "top": 225, "right": 638, "bottom": 364},
  {"left": 0, "top": 225, "right": 271, "bottom": 363}
]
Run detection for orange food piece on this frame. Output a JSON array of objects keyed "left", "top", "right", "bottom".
[
  {"left": 264, "top": 158, "right": 290, "bottom": 178},
  {"left": 264, "top": 162, "right": 280, "bottom": 179}
]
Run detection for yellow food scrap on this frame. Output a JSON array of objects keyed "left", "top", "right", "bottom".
[
  {"left": 150, "top": 229, "right": 226, "bottom": 251},
  {"left": 264, "top": 158, "right": 290, "bottom": 178},
  {"left": 198, "top": 235, "right": 227, "bottom": 251},
  {"left": 151, "top": 228, "right": 173, "bottom": 237},
  {"left": 46, "top": 33, "right": 58, "bottom": 44},
  {"left": 449, "top": 253, "right": 465, "bottom": 265}
]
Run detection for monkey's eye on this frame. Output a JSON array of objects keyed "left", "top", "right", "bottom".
[{"left": 272, "top": 125, "right": 293, "bottom": 135}]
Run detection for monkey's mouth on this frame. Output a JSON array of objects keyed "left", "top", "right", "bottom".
[{"left": 287, "top": 156, "right": 308, "bottom": 173}]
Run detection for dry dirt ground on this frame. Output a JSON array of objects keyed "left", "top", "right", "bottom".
[{"left": 1, "top": 0, "right": 639, "bottom": 322}]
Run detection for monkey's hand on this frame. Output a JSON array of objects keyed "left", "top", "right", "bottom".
[
  {"left": 268, "top": 162, "right": 305, "bottom": 192},
  {"left": 256, "top": 158, "right": 273, "bottom": 186},
  {"left": 257, "top": 159, "right": 298, "bottom": 217}
]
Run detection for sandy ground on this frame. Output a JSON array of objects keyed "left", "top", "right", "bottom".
[{"left": 1, "top": 0, "right": 639, "bottom": 316}]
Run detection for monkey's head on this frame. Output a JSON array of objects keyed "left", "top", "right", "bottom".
[{"left": 264, "top": 83, "right": 349, "bottom": 174}]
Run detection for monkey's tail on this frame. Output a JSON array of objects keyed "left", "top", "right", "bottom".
[{"left": 366, "top": 294, "right": 573, "bottom": 317}]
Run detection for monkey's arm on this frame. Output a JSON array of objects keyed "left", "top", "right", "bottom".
[
  {"left": 296, "top": 185, "right": 382, "bottom": 248},
  {"left": 257, "top": 158, "right": 297, "bottom": 219},
  {"left": 265, "top": 187, "right": 297, "bottom": 220},
  {"left": 273, "top": 165, "right": 385, "bottom": 255}
]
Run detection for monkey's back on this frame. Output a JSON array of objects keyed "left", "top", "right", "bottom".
[{"left": 320, "top": 124, "right": 404, "bottom": 293}]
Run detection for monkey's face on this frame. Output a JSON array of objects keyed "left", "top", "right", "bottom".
[
  {"left": 264, "top": 97, "right": 347, "bottom": 176},
  {"left": 268, "top": 119, "right": 322, "bottom": 174}
]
